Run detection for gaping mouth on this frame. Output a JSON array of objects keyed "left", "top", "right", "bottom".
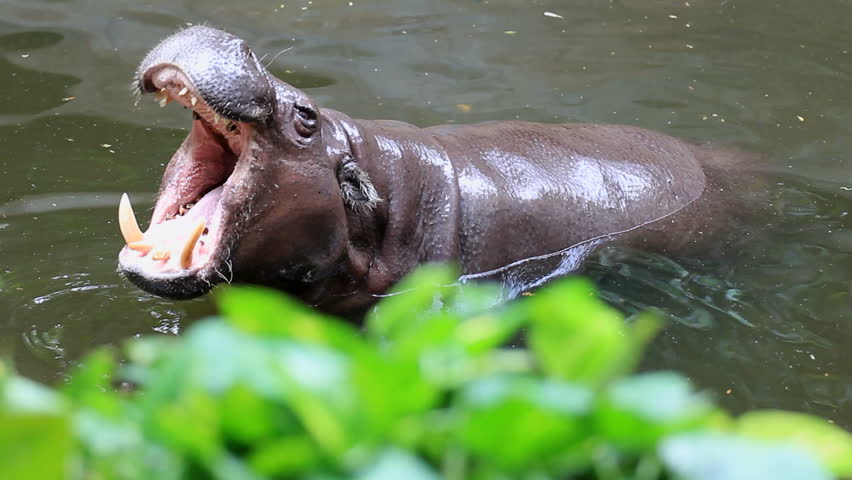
[{"left": 118, "top": 65, "right": 254, "bottom": 295}]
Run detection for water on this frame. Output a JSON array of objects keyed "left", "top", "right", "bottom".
[{"left": 1, "top": 0, "right": 850, "bottom": 425}]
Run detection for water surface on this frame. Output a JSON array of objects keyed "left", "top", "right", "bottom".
[{"left": 1, "top": 0, "right": 850, "bottom": 426}]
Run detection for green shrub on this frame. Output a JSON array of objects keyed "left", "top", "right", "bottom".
[{"left": 2, "top": 265, "right": 851, "bottom": 479}]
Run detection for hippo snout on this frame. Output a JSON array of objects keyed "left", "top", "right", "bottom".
[{"left": 135, "top": 25, "right": 275, "bottom": 123}]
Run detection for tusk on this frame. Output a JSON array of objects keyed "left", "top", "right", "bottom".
[
  {"left": 152, "top": 250, "right": 171, "bottom": 261},
  {"left": 127, "top": 241, "right": 154, "bottom": 254},
  {"left": 118, "top": 193, "right": 144, "bottom": 244},
  {"left": 178, "top": 87, "right": 188, "bottom": 96},
  {"left": 190, "top": 96, "right": 198, "bottom": 107},
  {"left": 180, "top": 220, "right": 206, "bottom": 269}
]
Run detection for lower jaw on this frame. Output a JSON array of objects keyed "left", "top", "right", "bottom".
[
  {"left": 119, "top": 260, "right": 218, "bottom": 300},
  {"left": 119, "top": 184, "right": 227, "bottom": 277}
]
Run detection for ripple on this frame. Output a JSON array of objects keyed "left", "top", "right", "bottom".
[{"left": 32, "top": 284, "right": 114, "bottom": 305}]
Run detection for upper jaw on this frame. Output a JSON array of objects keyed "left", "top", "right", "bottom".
[
  {"left": 135, "top": 25, "right": 274, "bottom": 123},
  {"left": 118, "top": 65, "right": 257, "bottom": 296},
  {"left": 141, "top": 64, "right": 247, "bottom": 141}
]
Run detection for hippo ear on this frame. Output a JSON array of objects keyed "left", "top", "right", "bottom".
[{"left": 337, "top": 159, "right": 381, "bottom": 214}]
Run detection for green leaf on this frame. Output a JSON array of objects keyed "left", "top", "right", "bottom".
[
  {"left": 736, "top": 410, "right": 852, "bottom": 476},
  {"left": 660, "top": 432, "right": 832, "bottom": 480},
  {"left": 218, "top": 285, "right": 324, "bottom": 335},
  {"left": 357, "top": 448, "right": 441, "bottom": 480},
  {"left": 274, "top": 344, "right": 356, "bottom": 457},
  {"left": 218, "top": 286, "right": 368, "bottom": 354},
  {"left": 4, "top": 265, "right": 849, "bottom": 480},
  {"left": 71, "top": 410, "right": 186, "bottom": 480},
  {"left": 124, "top": 335, "right": 177, "bottom": 367},
  {"left": 74, "top": 409, "right": 143, "bottom": 455},
  {"left": 446, "top": 281, "right": 504, "bottom": 318},
  {"left": 63, "top": 348, "right": 121, "bottom": 415},
  {"left": 0, "top": 413, "right": 72, "bottom": 480},
  {"left": 210, "top": 452, "right": 265, "bottom": 480},
  {"left": 150, "top": 388, "right": 222, "bottom": 463},
  {"left": 2, "top": 376, "right": 63, "bottom": 413},
  {"left": 458, "top": 375, "right": 593, "bottom": 469},
  {"left": 455, "top": 309, "right": 526, "bottom": 355},
  {"left": 366, "top": 264, "right": 459, "bottom": 340},
  {"left": 527, "top": 278, "right": 631, "bottom": 385},
  {"left": 220, "top": 384, "right": 296, "bottom": 445},
  {"left": 627, "top": 310, "right": 664, "bottom": 357},
  {"left": 352, "top": 353, "right": 439, "bottom": 440},
  {"left": 596, "top": 372, "right": 715, "bottom": 450},
  {"left": 138, "top": 321, "right": 283, "bottom": 402},
  {"left": 386, "top": 310, "right": 460, "bottom": 361},
  {"left": 248, "top": 435, "right": 321, "bottom": 476}
]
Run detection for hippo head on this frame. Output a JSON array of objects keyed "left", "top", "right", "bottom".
[{"left": 118, "top": 26, "right": 379, "bottom": 300}]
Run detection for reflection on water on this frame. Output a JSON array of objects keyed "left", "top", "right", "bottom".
[
  {"left": 0, "top": 31, "right": 78, "bottom": 115},
  {"left": 588, "top": 178, "right": 852, "bottom": 420},
  {"left": 0, "top": 0, "right": 850, "bottom": 428},
  {"left": 0, "top": 192, "right": 152, "bottom": 216}
]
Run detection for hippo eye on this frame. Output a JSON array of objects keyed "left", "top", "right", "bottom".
[{"left": 294, "top": 104, "right": 318, "bottom": 138}]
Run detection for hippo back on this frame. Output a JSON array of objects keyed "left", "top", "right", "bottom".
[{"left": 426, "top": 122, "right": 707, "bottom": 276}]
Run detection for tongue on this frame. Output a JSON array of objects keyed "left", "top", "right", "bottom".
[
  {"left": 183, "top": 185, "right": 223, "bottom": 223},
  {"left": 142, "top": 185, "right": 223, "bottom": 259}
]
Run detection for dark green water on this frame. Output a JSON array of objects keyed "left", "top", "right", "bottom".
[{"left": 1, "top": 0, "right": 850, "bottom": 426}]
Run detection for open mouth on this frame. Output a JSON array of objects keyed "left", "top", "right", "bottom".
[{"left": 118, "top": 65, "right": 253, "bottom": 291}]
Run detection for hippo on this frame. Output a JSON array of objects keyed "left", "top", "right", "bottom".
[{"left": 118, "top": 25, "right": 759, "bottom": 314}]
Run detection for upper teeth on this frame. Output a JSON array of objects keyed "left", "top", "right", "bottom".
[
  {"left": 154, "top": 89, "right": 170, "bottom": 107},
  {"left": 152, "top": 88, "right": 234, "bottom": 134}
]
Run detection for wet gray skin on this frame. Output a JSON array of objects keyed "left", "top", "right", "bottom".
[
  {"left": 119, "top": 25, "right": 763, "bottom": 315},
  {"left": 3, "top": 0, "right": 851, "bottom": 430}
]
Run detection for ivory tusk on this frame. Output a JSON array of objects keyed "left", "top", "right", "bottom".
[
  {"left": 118, "top": 193, "right": 144, "bottom": 244},
  {"left": 180, "top": 220, "right": 206, "bottom": 269}
]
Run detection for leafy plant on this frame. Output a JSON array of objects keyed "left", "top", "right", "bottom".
[{"left": 1, "top": 265, "right": 850, "bottom": 479}]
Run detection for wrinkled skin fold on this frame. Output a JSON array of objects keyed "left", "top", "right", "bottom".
[{"left": 117, "top": 25, "right": 762, "bottom": 315}]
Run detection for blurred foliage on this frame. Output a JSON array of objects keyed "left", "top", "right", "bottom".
[{"left": 2, "top": 265, "right": 851, "bottom": 479}]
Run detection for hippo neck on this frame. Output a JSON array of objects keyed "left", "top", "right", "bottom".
[{"left": 322, "top": 110, "right": 463, "bottom": 298}]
